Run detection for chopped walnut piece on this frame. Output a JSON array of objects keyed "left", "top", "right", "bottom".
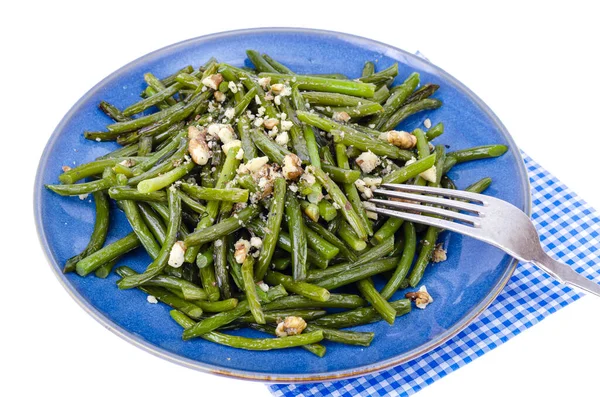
[
  {"left": 281, "top": 153, "right": 303, "bottom": 181},
  {"left": 355, "top": 150, "right": 380, "bottom": 174},
  {"left": 188, "top": 126, "right": 211, "bottom": 165},
  {"left": 234, "top": 239, "right": 251, "bottom": 264},
  {"left": 263, "top": 118, "right": 279, "bottom": 130},
  {"left": 379, "top": 131, "right": 417, "bottom": 149},
  {"left": 332, "top": 111, "right": 351, "bottom": 122},
  {"left": 62, "top": 165, "right": 72, "bottom": 172},
  {"left": 432, "top": 243, "right": 447, "bottom": 263},
  {"left": 201, "top": 73, "right": 223, "bottom": 90},
  {"left": 168, "top": 241, "right": 186, "bottom": 268},
  {"left": 213, "top": 91, "right": 226, "bottom": 102},
  {"left": 270, "top": 83, "right": 285, "bottom": 95},
  {"left": 405, "top": 286, "right": 434, "bottom": 309},
  {"left": 275, "top": 316, "right": 307, "bottom": 337}
]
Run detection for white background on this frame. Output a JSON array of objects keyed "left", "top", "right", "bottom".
[{"left": 2, "top": 1, "right": 599, "bottom": 396}]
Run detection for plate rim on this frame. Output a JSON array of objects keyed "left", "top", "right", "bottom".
[{"left": 34, "top": 27, "right": 531, "bottom": 383}]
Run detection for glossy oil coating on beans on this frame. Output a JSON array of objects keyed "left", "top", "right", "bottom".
[{"left": 47, "top": 50, "right": 508, "bottom": 357}]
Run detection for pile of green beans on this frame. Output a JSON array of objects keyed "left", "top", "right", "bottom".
[{"left": 46, "top": 50, "right": 508, "bottom": 356}]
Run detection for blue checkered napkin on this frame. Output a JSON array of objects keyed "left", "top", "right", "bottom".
[{"left": 269, "top": 153, "right": 600, "bottom": 397}]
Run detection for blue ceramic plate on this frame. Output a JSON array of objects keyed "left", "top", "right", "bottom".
[{"left": 35, "top": 28, "right": 530, "bottom": 382}]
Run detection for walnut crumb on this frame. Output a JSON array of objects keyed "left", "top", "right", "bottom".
[
  {"left": 405, "top": 286, "right": 434, "bottom": 309},
  {"left": 275, "top": 316, "right": 307, "bottom": 337}
]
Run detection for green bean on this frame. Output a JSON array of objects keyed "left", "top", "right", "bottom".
[
  {"left": 381, "top": 153, "right": 436, "bottom": 184},
  {"left": 248, "top": 324, "right": 326, "bottom": 357},
  {"left": 141, "top": 86, "right": 171, "bottom": 110},
  {"left": 138, "top": 136, "right": 153, "bottom": 157},
  {"left": 255, "top": 178, "right": 286, "bottom": 280},
  {"left": 259, "top": 73, "right": 376, "bottom": 97},
  {"left": 109, "top": 186, "right": 166, "bottom": 203},
  {"left": 291, "top": 86, "right": 321, "bottom": 168},
  {"left": 246, "top": 50, "right": 279, "bottom": 73},
  {"left": 361, "top": 61, "right": 375, "bottom": 78},
  {"left": 381, "top": 98, "right": 443, "bottom": 132},
  {"left": 138, "top": 203, "right": 167, "bottom": 244},
  {"left": 184, "top": 145, "right": 240, "bottom": 263},
  {"left": 442, "top": 155, "right": 458, "bottom": 174},
  {"left": 76, "top": 232, "right": 140, "bottom": 276},
  {"left": 116, "top": 268, "right": 203, "bottom": 319},
  {"left": 304, "top": 218, "right": 358, "bottom": 262},
  {"left": 372, "top": 218, "right": 403, "bottom": 245},
  {"left": 175, "top": 73, "right": 202, "bottom": 89},
  {"left": 131, "top": 129, "right": 186, "bottom": 174},
  {"left": 236, "top": 115, "right": 257, "bottom": 161},
  {"left": 357, "top": 278, "right": 396, "bottom": 324},
  {"left": 306, "top": 73, "right": 349, "bottom": 80},
  {"left": 213, "top": 232, "right": 233, "bottom": 299},
  {"left": 117, "top": 188, "right": 182, "bottom": 289},
  {"left": 320, "top": 146, "right": 335, "bottom": 165},
  {"left": 250, "top": 129, "right": 291, "bottom": 164},
  {"left": 99, "top": 101, "right": 129, "bottom": 122},
  {"left": 441, "top": 175, "right": 457, "bottom": 190},
  {"left": 184, "top": 204, "right": 261, "bottom": 247},
  {"left": 305, "top": 324, "right": 374, "bottom": 347},
  {"left": 302, "top": 92, "right": 378, "bottom": 107},
  {"left": 358, "top": 63, "right": 398, "bottom": 85},
  {"left": 380, "top": 222, "right": 416, "bottom": 299},
  {"left": 262, "top": 294, "right": 366, "bottom": 310},
  {"left": 305, "top": 228, "right": 339, "bottom": 260},
  {"left": 326, "top": 102, "right": 383, "bottom": 119},
  {"left": 174, "top": 310, "right": 324, "bottom": 350},
  {"left": 194, "top": 298, "right": 238, "bottom": 313},
  {"left": 426, "top": 122, "right": 444, "bottom": 141},
  {"left": 407, "top": 225, "right": 440, "bottom": 288},
  {"left": 259, "top": 54, "right": 293, "bottom": 74},
  {"left": 404, "top": 83, "right": 440, "bottom": 105},
  {"left": 242, "top": 256, "right": 265, "bottom": 324},
  {"left": 181, "top": 285, "right": 287, "bottom": 339},
  {"left": 310, "top": 166, "right": 368, "bottom": 240},
  {"left": 335, "top": 143, "right": 373, "bottom": 236},
  {"left": 466, "top": 177, "right": 492, "bottom": 193},
  {"left": 321, "top": 164, "right": 361, "bottom": 184},
  {"left": 312, "top": 299, "right": 411, "bottom": 329},
  {"left": 196, "top": 245, "right": 214, "bottom": 268},
  {"left": 273, "top": 257, "right": 291, "bottom": 271},
  {"left": 297, "top": 111, "right": 412, "bottom": 160},
  {"left": 278, "top": 97, "right": 310, "bottom": 162},
  {"left": 265, "top": 271, "right": 330, "bottom": 302},
  {"left": 120, "top": 199, "right": 161, "bottom": 259},
  {"left": 314, "top": 257, "right": 399, "bottom": 290},
  {"left": 58, "top": 158, "right": 141, "bottom": 184},
  {"left": 370, "top": 72, "right": 419, "bottom": 130},
  {"left": 177, "top": 190, "right": 207, "bottom": 214},
  {"left": 236, "top": 309, "right": 326, "bottom": 324},
  {"left": 129, "top": 141, "right": 188, "bottom": 187},
  {"left": 285, "top": 191, "right": 308, "bottom": 281},
  {"left": 161, "top": 65, "right": 194, "bottom": 86},
  {"left": 230, "top": 86, "right": 258, "bottom": 120},
  {"left": 372, "top": 85, "right": 391, "bottom": 104},
  {"left": 145, "top": 72, "right": 177, "bottom": 105},
  {"left": 123, "top": 82, "right": 182, "bottom": 117},
  {"left": 447, "top": 144, "right": 508, "bottom": 163},
  {"left": 338, "top": 221, "right": 367, "bottom": 252},
  {"left": 46, "top": 173, "right": 116, "bottom": 196},
  {"left": 317, "top": 200, "right": 337, "bottom": 222},
  {"left": 299, "top": 200, "right": 320, "bottom": 222},
  {"left": 94, "top": 259, "right": 117, "bottom": 279},
  {"left": 137, "top": 160, "right": 194, "bottom": 193},
  {"left": 119, "top": 265, "right": 207, "bottom": 300},
  {"left": 180, "top": 183, "right": 249, "bottom": 202},
  {"left": 429, "top": 145, "right": 446, "bottom": 187},
  {"left": 357, "top": 235, "right": 395, "bottom": 263},
  {"left": 200, "top": 264, "right": 220, "bottom": 302},
  {"left": 136, "top": 91, "right": 210, "bottom": 138},
  {"left": 389, "top": 233, "right": 406, "bottom": 257},
  {"left": 63, "top": 191, "right": 110, "bottom": 273}
]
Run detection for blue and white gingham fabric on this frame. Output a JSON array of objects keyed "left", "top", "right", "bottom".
[{"left": 270, "top": 153, "right": 600, "bottom": 397}]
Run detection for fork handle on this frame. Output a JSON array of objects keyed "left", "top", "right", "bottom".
[{"left": 532, "top": 252, "right": 600, "bottom": 297}]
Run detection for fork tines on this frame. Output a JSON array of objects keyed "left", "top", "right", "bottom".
[{"left": 368, "top": 184, "right": 487, "bottom": 231}]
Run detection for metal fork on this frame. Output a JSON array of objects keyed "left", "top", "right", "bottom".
[{"left": 369, "top": 184, "right": 600, "bottom": 297}]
